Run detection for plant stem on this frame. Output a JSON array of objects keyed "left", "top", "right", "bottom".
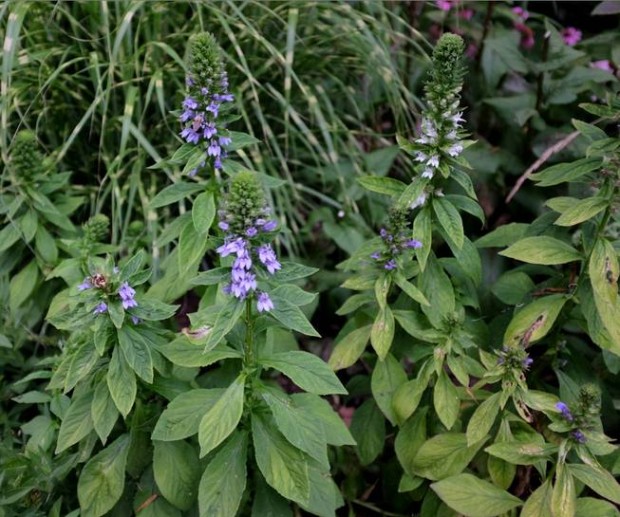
[{"left": 244, "top": 298, "right": 254, "bottom": 368}]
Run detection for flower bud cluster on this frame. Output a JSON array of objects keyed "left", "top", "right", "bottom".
[
  {"left": 79, "top": 214, "right": 110, "bottom": 259},
  {"left": 216, "top": 172, "right": 280, "bottom": 311},
  {"left": 9, "top": 130, "right": 48, "bottom": 181},
  {"left": 180, "top": 33, "right": 234, "bottom": 175},
  {"left": 554, "top": 385, "right": 601, "bottom": 444},
  {"left": 370, "top": 208, "right": 422, "bottom": 270},
  {"left": 78, "top": 267, "right": 138, "bottom": 319},
  {"left": 410, "top": 33, "right": 466, "bottom": 185},
  {"left": 496, "top": 345, "right": 534, "bottom": 372}
]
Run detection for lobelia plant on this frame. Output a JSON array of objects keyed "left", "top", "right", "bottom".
[{"left": 331, "top": 32, "right": 620, "bottom": 516}]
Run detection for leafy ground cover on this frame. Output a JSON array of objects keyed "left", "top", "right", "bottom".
[{"left": 1, "top": 1, "right": 620, "bottom": 516}]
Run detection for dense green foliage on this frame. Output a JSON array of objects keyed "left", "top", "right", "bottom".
[{"left": 1, "top": 1, "right": 620, "bottom": 516}]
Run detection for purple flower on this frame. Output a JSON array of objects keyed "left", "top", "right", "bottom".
[
  {"left": 257, "top": 292, "right": 274, "bottom": 312},
  {"left": 218, "top": 221, "right": 230, "bottom": 231},
  {"left": 370, "top": 251, "right": 381, "bottom": 260},
  {"left": 131, "top": 315, "right": 141, "bottom": 325},
  {"left": 216, "top": 238, "right": 246, "bottom": 258},
  {"left": 207, "top": 142, "right": 221, "bottom": 157},
  {"left": 436, "top": 0, "right": 451, "bottom": 11},
  {"left": 183, "top": 97, "right": 199, "bottom": 110},
  {"left": 118, "top": 282, "right": 138, "bottom": 310},
  {"left": 214, "top": 157, "right": 222, "bottom": 170},
  {"left": 561, "top": 27, "right": 582, "bottom": 46},
  {"left": 246, "top": 227, "right": 258, "bottom": 237},
  {"left": 262, "top": 220, "right": 277, "bottom": 232},
  {"left": 405, "top": 239, "right": 422, "bottom": 249},
  {"left": 206, "top": 102, "right": 219, "bottom": 117},
  {"left": 512, "top": 6, "right": 529, "bottom": 20},
  {"left": 219, "top": 136, "right": 232, "bottom": 146},
  {"left": 555, "top": 402, "right": 574, "bottom": 422},
  {"left": 257, "top": 244, "right": 281, "bottom": 274},
  {"left": 522, "top": 356, "right": 534, "bottom": 370},
  {"left": 233, "top": 247, "right": 252, "bottom": 271},
  {"left": 384, "top": 259, "right": 397, "bottom": 270},
  {"left": 203, "top": 123, "right": 217, "bottom": 139},
  {"left": 230, "top": 271, "right": 257, "bottom": 298},
  {"left": 591, "top": 60, "right": 613, "bottom": 73},
  {"left": 571, "top": 430, "right": 587, "bottom": 444},
  {"left": 78, "top": 278, "right": 92, "bottom": 291},
  {"left": 181, "top": 127, "right": 200, "bottom": 144},
  {"left": 93, "top": 302, "right": 108, "bottom": 315}
]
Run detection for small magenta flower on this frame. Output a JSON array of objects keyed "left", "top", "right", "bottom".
[
  {"left": 93, "top": 302, "right": 108, "bottom": 315},
  {"left": 561, "top": 27, "right": 582, "bottom": 46},
  {"left": 512, "top": 6, "right": 529, "bottom": 20},
  {"left": 436, "top": 0, "right": 452, "bottom": 11},
  {"left": 257, "top": 292, "right": 274, "bottom": 312},
  {"left": 459, "top": 8, "right": 474, "bottom": 20},
  {"left": 118, "top": 282, "right": 138, "bottom": 309},
  {"left": 591, "top": 60, "right": 613, "bottom": 73},
  {"left": 555, "top": 401, "right": 574, "bottom": 422}
]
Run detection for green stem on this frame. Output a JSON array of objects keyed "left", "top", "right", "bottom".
[{"left": 244, "top": 298, "right": 254, "bottom": 368}]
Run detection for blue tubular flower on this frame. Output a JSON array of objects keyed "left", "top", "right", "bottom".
[
  {"left": 93, "top": 302, "right": 108, "bottom": 315},
  {"left": 571, "top": 430, "right": 587, "bottom": 444},
  {"left": 257, "top": 292, "right": 274, "bottom": 312},
  {"left": 555, "top": 401, "right": 574, "bottom": 422},
  {"left": 180, "top": 33, "right": 234, "bottom": 174},
  {"left": 118, "top": 281, "right": 138, "bottom": 309},
  {"left": 371, "top": 208, "right": 422, "bottom": 271},
  {"left": 217, "top": 172, "right": 281, "bottom": 307},
  {"left": 78, "top": 278, "right": 92, "bottom": 291}
]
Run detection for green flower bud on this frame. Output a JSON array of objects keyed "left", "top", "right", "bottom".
[
  {"left": 83, "top": 214, "right": 110, "bottom": 245},
  {"left": 188, "top": 32, "right": 227, "bottom": 95},
  {"left": 220, "top": 172, "right": 268, "bottom": 235},
  {"left": 9, "top": 130, "right": 47, "bottom": 180}
]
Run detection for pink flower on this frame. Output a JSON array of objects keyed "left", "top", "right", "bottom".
[
  {"left": 466, "top": 42, "right": 478, "bottom": 59},
  {"left": 338, "top": 406, "right": 355, "bottom": 428},
  {"left": 512, "top": 6, "right": 529, "bottom": 20},
  {"left": 591, "top": 60, "right": 613, "bottom": 73},
  {"left": 515, "top": 23, "right": 535, "bottom": 49},
  {"left": 436, "top": 0, "right": 452, "bottom": 11},
  {"left": 561, "top": 27, "right": 582, "bottom": 46},
  {"left": 459, "top": 8, "right": 474, "bottom": 20}
]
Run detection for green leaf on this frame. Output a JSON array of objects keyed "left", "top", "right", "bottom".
[
  {"left": 271, "top": 284, "right": 316, "bottom": 306},
  {"left": 118, "top": 327, "right": 153, "bottom": 383},
  {"left": 552, "top": 463, "right": 576, "bottom": 517},
  {"left": 35, "top": 225, "right": 58, "bottom": 264},
  {"left": 446, "top": 194, "right": 485, "bottom": 224},
  {"left": 413, "top": 207, "right": 432, "bottom": 271},
  {"left": 521, "top": 480, "right": 553, "bottom": 517},
  {"left": 358, "top": 175, "right": 407, "bottom": 197},
  {"left": 395, "top": 408, "right": 428, "bottom": 477},
  {"left": 419, "top": 254, "right": 455, "bottom": 328},
  {"left": 20, "top": 209, "right": 38, "bottom": 243},
  {"left": 198, "top": 431, "right": 248, "bottom": 517},
  {"left": 466, "top": 392, "right": 501, "bottom": 446},
  {"left": 9, "top": 260, "right": 39, "bottom": 313},
  {"left": 56, "top": 390, "right": 94, "bottom": 453},
  {"left": 291, "top": 393, "right": 356, "bottom": 446},
  {"left": 299, "top": 460, "right": 344, "bottom": 517},
  {"left": 371, "top": 353, "right": 407, "bottom": 425},
  {"left": 152, "top": 389, "right": 225, "bottom": 441},
  {"left": 269, "top": 296, "right": 320, "bottom": 337},
  {"left": 393, "top": 376, "right": 429, "bottom": 425},
  {"left": 191, "top": 267, "right": 231, "bottom": 286},
  {"left": 554, "top": 197, "right": 608, "bottom": 227},
  {"left": 411, "top": 433, "right": 486, "bottom": 480},
  {"left": 394, "top": 272, "right": 430, "bottom": 306},
  {"left": 433, "top": 198, "right": 464, "bottom": 249},
  {"left": 476, "top": 223, "right": 528, "bottom": 248},
  {"left": 568, "top": 464, "right": 620, "bottom": 504},
  {"left": 150, "top": 182, "right": 204, "bottom": 208},
  {"left": 589, "top": 239, "right": 620, "bottom": 354},
  {"left": 227, "top": 131, "right": 260, "bottom": 151},
  {"left": 260, "top": 351, "right": 347, "bottom": 395},
  {"left": 349, "top": 400, "right": 385, "bottom": 466},
  {"left": 485, "top": 441, "right": 557, "bottom": 465},
  {"left": 158, "top": 338, "right": 241, "bottom": 367},
  {"left": 274, "top": 261, "right": 319, "bottom": 282},
  {"left": 431, "top": 473, "right": 523, "bottom": 517},
  {"left": 500, "top": 236, "right": 581, "bottom": 265},
  {"left": 198, "top": 376, "right": 245, "bottom": 457},
  {"left": 503, "top": 294, "right": 567, "bottom": 347},
  {"left": 178, "top": 218, "right": 208, "bottom": 276},
  {"left": 0, "top": 223, "right": 21, "bottom": 252},
  {"left": 251, "top": 477, "right": 293, "bottom": 517},
  {"left": 92, "top": 380, "right": 119, "bottom": 445},
  {"left": 434, "top": 370, "right": 460, "bottom": 430},
  {"left": 107, "top": 301, "right": 125, "bottom": 329},
  {"left": 252, "top": 411, "right": 310, "bottom": 505},
  {"left": 192, "top": 192, "right": 216, "bottom": 235},
  {"left": 77, "top": 434, "right": 130, "bottom": 517},
  {"left": 530, "top": 157, "right": 602, "bottom": 186},
  {"left": 370, "top": 306, "right": 395, "bottom": 360},
  {"left": 154, "top": 440, "right": 201, "bottom": 511},
  {"left": 201, "top": 297, "right": 245, "bottom": 352},
  {"left": 260, "top": 387, "right": 328, "bottom": 467},
  {"left": 328, "top": 324, "right": 371, "bottom": 371},
  {"left": 106, "top": 346, "right": 137, "bottom": 418},
  {"left": 575, "top": 497, "right": 620, "bottom": 517},
  {"left": 492, "top": 271, "right": 535, "bottom": 305}
]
